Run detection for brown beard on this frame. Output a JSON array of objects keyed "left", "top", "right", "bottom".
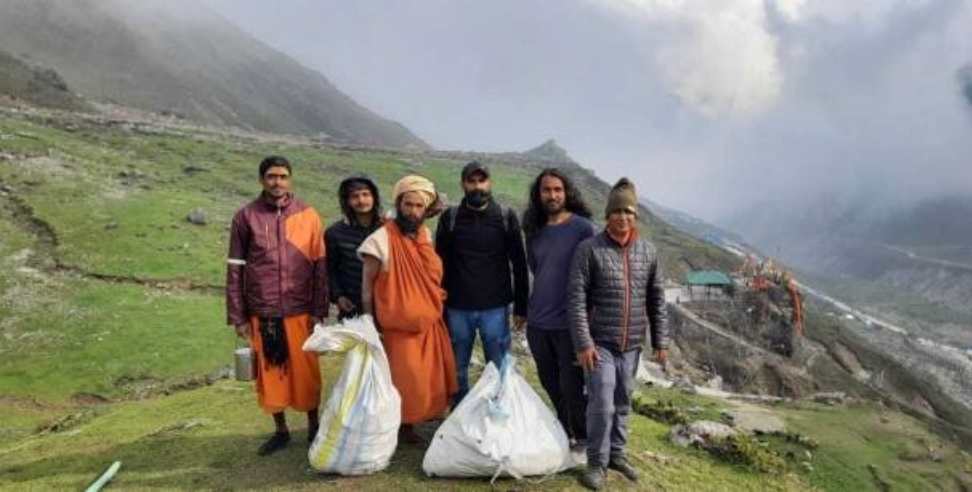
[{"left": 543, "top": 199, "right": 565, "bottom": 215}]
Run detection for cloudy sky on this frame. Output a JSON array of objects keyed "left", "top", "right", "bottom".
[{"left": 205, "top": 0, "right": 972, "bottom": 223}]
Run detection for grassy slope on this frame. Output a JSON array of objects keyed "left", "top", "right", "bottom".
[
  {"left": 1, "top": 109, "right": 968, "bottom": 490},
  {"left": 0, "top": 368, "right": 808, "bottom": 491}
]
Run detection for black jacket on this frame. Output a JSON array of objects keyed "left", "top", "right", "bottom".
[
  {"left": 435, "top": 199, "right": 529, "bottom": 316},
  {"left": 567, "top": 231, "right": 669, "bottom": 352},
  {"left": 325, "top": 219, "right": 381, "bottom": 310}
]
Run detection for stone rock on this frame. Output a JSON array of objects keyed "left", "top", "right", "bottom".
[
  {"left": 186, "top": 208, "right": 207, "bottom": 225},
  {"left": 117, "top": 169, "right": 146, "bottom": 179},
  {"left": 703, "top": 374, "right": 724, "bottom": 390},
  {"left": 206, "top": 365, "right": 234, "bottom": 384},
  {"left": 636, "top": 360, "right": 673, "bottom": 388},
  {"left": 811, "top": 392, "right": 847, "bottom": 406},
  {"left": 673, "top": 376, "right": 697, "bottom": 394},
  {"left": 183, "top": 164, "right": 210, "bottom": 175},
  {"left": 670, "top": 420, "right": 737, "bottom": 448}
]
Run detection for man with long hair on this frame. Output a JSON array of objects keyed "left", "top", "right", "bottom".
[
  {"left": 325, "top": 176, "right": 383, "bottom": 320},
  {"left": 226, "top": 156, "right": 327, "bottom": 455},
  {"left": 522, "top": 168, "right": 596, "bottom": 455}
]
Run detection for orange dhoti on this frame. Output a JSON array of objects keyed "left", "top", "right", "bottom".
[
  {"left": 360, "top": 221, "right": 458, "bottom": 424},
  {"left": 249, "top": 313, "right": 322, "bottom": 414},
  {"left": 383, "top": 324, "right": 457, "bottom": 424}
]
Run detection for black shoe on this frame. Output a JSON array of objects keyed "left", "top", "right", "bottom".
[
  {"left": 257, "top": 431, "right": 290, "bottom": 456},
  {"left": 608, "top": 456, "right": 639, "bottom": 482},
  {"left": 579, "top": 465, "right": 606, "bottom": 490}
]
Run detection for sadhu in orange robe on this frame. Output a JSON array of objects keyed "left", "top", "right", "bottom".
[{"left": 358, "top": 220, "right": 458, "bottom": 423}]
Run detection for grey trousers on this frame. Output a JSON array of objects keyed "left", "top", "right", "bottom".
[{"left": 585, "top": 346, "right": 640, "bottom": 467}]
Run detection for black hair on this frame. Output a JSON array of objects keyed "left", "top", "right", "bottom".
[
  {"left": 258, "top": 156, "right": 292, "bottom": 178},
  {"left": 522, "top": 167, "right": 593, "bottom": 239},
  {"left": 338, "top": 176, "right": 383, "bottom": 226}
]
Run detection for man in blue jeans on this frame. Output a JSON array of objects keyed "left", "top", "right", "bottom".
[{"left": 435, "top": 161, "right": 529, "bottom": 404}]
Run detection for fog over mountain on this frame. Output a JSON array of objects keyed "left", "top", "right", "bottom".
[
  {"left": 0, "top": 0, "right": 427, "bottom": 148},
  {"left": 207, "top": 0, "right": 972, "bottom": 222}
]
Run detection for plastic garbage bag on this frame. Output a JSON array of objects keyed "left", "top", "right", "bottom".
[
  {"left": 303, "top": 315, "right": 401, "bottom": 475},
  {"left": 422, "top": 355, "right": 571, "bottom": 481}
]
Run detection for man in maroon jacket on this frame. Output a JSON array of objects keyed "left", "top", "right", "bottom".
[{"left": 226, "top": 156, "right": 328, "bottom": 456}]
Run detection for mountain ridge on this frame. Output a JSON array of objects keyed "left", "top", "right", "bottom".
[{"left": 0, "top": 0, "right": 427, "bottom": 149}]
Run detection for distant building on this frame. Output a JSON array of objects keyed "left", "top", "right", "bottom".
[{"left": 685, "top": 270, "right": 734, "bottom": 300}]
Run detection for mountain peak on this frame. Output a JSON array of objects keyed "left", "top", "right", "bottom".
[{"left": 523, "top": 139, "right": 574, "bottom": 163}]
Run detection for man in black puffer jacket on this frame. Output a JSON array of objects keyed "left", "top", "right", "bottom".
[
  {"left": 567, "top": 178, "right": 669, "bottom": 490},
  {"left": 325, "top": 176, "right": 383, "bottom": 320}
]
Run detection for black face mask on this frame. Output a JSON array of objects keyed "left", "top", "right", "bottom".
[
  {"left": 465, "top": 189, "right": 491, "bottom": 209},
  {"left": 395, "top": 212, "right": 421, "bottom": 235}
]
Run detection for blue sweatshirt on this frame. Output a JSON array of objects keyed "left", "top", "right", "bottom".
[{"left": 526, "top": 214, "right": 597, "bottom": 330}]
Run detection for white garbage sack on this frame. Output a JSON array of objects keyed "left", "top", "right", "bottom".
[
  {"left": 422, "top": 355, "right": 571, "bottom": 481},
  {"left": 302, "top": 315, "right": 401, "bottom": 475}
]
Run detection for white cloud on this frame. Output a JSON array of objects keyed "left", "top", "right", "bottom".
[
  {"left": 773, "top": 0, "right": 806, "bottom": 22},
  {"left": 591, "top": 0, "right": 784, "bottom": 118},
  {"left": 587, "top": 0, "right": 946, "bottom": 119},
  {"left": 786, "top": 0, "right": 933, "bottom": 24}
]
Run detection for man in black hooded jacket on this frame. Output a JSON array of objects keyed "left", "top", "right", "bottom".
[{"left": 325, "top": 176, "right": 383, "bottom": 319}]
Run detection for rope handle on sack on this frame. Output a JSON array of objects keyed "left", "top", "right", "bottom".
[
  {"left": 490, "top": 458, "right": 523, "bottom": 485},
  {"left": 491, "top": 462, "right": 560, "bottom": 485}
]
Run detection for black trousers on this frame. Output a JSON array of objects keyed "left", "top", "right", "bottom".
[{"left": 527, "top": 327, "right": 588, "bottom": 441}]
